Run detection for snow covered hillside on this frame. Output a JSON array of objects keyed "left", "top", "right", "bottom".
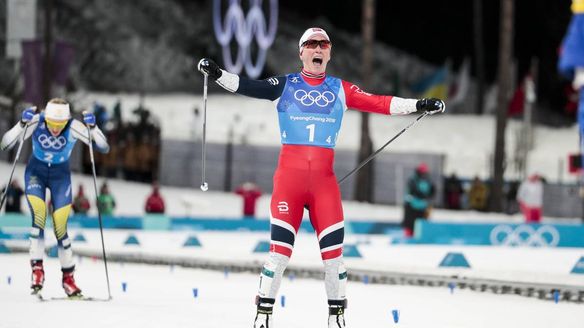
[{"left": 70, "top": 92, "right": 581, "bottom": 183}]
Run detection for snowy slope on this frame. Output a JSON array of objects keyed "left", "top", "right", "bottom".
[{"left": 2, "top": 254, "right": 583, "bottom": 328}]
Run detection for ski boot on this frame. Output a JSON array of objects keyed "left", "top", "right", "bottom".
[
  {"left": 328, "top": 300, "right": 347, "bottom": 328},
  {"left": 253, "top": 297, "right": 274, "bottom": 328},
  {"left": 30, "top": 260, "right": 44, "bottom": 295},
  {"left": 62, "top": 268, "right": 82, "bottom": 298}
]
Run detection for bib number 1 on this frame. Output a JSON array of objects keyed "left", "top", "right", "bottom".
[
  {"left": 306, "top": 124, "right": 315, "bottom": 142},
  {"left": 305, "top": 124, "right": 333, "bottom": 144}
]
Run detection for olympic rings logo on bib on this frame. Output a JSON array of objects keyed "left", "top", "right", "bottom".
[
  {"left": 213, "top": 0, "right": 278, "bottom": 78},
  {"left": 38, "top": 134, "right": 67, "bottom": 149},
  {"left": 294, "top": 90, "right": 336, "bottom": 107}
]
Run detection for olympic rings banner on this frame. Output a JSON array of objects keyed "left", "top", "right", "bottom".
[
  {"left": 414, "top": 221, "right": 584, "bottom": 248},
  {"left": 213, "top": 0, "right": 278, "bottom": 79}
]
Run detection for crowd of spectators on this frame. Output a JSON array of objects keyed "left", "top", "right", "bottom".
[
  {"left": 397, "top": 167, "right": 546, "bottom": 239},
  {"left": 82, "top": 101, "right": 161, "bottom": 183},
  {"left": 442, "top": 173, "right": 542, "bottom": 220},
  {"left": 69, "top": 181, "right": 167, "bottom": 216}
]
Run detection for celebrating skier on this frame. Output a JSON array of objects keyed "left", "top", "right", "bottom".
[
  {"left": 198, "top": 27, "right": 445, "bottom": 328},
  {"left": 1, "top": 98, "right": 109, "bottom": 297}
]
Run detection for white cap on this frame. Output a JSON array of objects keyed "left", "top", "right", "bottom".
[
  {"left": 45, "top": 102, "right": 71, "bottom": 121},
  {"left": 298, "top": 27, "right": 330, "bottom": 50}
]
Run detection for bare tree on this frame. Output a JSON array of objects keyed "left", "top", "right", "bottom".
[
  {"left": 42, "top": 0, "right": 54, "bottom": 106},
  {"left": 354, "top": 0, "right": 375, "bottom": 202},
  {"left": 491, "top": 0, "right": 515, "bottom": 212},
  {"left": 473, "top": 0, "right": 486, "bottom": 114}
]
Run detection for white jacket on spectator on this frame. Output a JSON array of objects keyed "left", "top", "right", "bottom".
[{"left": 516, "top": 175, "right": 543, "bottom": 208}]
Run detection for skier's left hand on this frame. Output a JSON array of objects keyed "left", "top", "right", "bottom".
[
  {"left": 416, "top": 98, "right": 445, "bottom": 115},
  {"left": 83, "top": 111, "right": 96, "bottom": 127}
]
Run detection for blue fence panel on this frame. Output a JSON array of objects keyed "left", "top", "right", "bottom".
[
  {"left": 68, "top": 216, "right": 143, "bottom": 229},
  {"left": 415, "top": 221, "right": 584, "bottom": 248},
  {"left": 171, "top": 217, "right": 271, "bottom": 231}
]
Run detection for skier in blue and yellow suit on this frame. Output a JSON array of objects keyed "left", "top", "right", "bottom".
[{"left": 1, "top": 98, "right": 109, "bottom": 297}]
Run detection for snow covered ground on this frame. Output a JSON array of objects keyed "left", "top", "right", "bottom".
[
  {"left": 1, "top": 253, "right": 583, "bottom": 328},
  {"left": 69, "top": 92, "right": 581, "bottom": 183},
  {"left": 3, "top": 228, "right": 581, "bottom": 287},
  {"left": 2, "top": 162, "right": 583, "bottom": 328}
]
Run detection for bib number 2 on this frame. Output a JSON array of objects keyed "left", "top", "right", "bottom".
[{"left": 44, "top": 153, "right": 54, "bottom": 162}]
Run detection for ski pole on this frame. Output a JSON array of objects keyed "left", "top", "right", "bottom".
[
  {"left": 338, "top": 111, "right": 430, "bottom": 185},
  {"left": 0, "top": 122, "right": 30, "bottom": 212},
  {"left": 200, "top": 72, "right": 209, "bottom": 191},
  {"left": 85, "top": 119, "right": 112, "bottom": 300}
]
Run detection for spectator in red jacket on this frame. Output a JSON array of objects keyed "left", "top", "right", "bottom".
[
  {"left": 145, "top": 181, "right": 165, "bottom": 214},
  {"left": 235, "top": 182, "right": 262, "bottom": 219},
  {"left": 72, "top": 185, "right": 90, "bottom": 215}
]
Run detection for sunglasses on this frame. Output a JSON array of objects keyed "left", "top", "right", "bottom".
[
  {"left": 302, "top": 39, "right": 332, "bottom": 49},
  {"left": 46, "top": 119, "right": 68, "bottom": 130}
]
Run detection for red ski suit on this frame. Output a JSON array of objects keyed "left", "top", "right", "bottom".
[{"left": 236, "top": 70, "right": 394, "bottom": 260}]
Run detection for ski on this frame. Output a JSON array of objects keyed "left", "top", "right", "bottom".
[
  {"left": 36, "top": 294, "right": 111, "bottom": 302},
  {"left": 31, "top": 288, "right": 43, "bottom": 301},
  {"left": 31, "top": 286, "right": 42, "bottom": 295}
]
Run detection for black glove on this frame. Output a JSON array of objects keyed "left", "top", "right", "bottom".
[
  {"left": 416, "top": 98, "right": 446, "bottom": 115},
  {"left": 197, "top": 58, "right": 222, "bottom": 81}
]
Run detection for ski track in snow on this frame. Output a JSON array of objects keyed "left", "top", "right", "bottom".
[{"left": 1, "top": 254, "right": 583, "bottom": 328}]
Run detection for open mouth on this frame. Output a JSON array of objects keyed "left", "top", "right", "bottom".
[
  {"left": 49, "top": 128, "right": 63, "bottom": 136},
  {"left": 313, "top": 58, "right": 323, "bottom": 65}
]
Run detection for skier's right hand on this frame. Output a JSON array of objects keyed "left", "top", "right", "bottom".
[
  {"left": 21, "top": 107, "right": 36, "bottom": 124},
  {"left": 197, "top": 58, "right": 222, "bottom": 81}
]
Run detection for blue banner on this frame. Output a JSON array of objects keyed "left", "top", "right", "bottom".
[
  {"left": 415, "top": 221, "right": 584, "bottom": 248},
  {"left": 0, "top": 214, "right": 400, "bottom": 234}
]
